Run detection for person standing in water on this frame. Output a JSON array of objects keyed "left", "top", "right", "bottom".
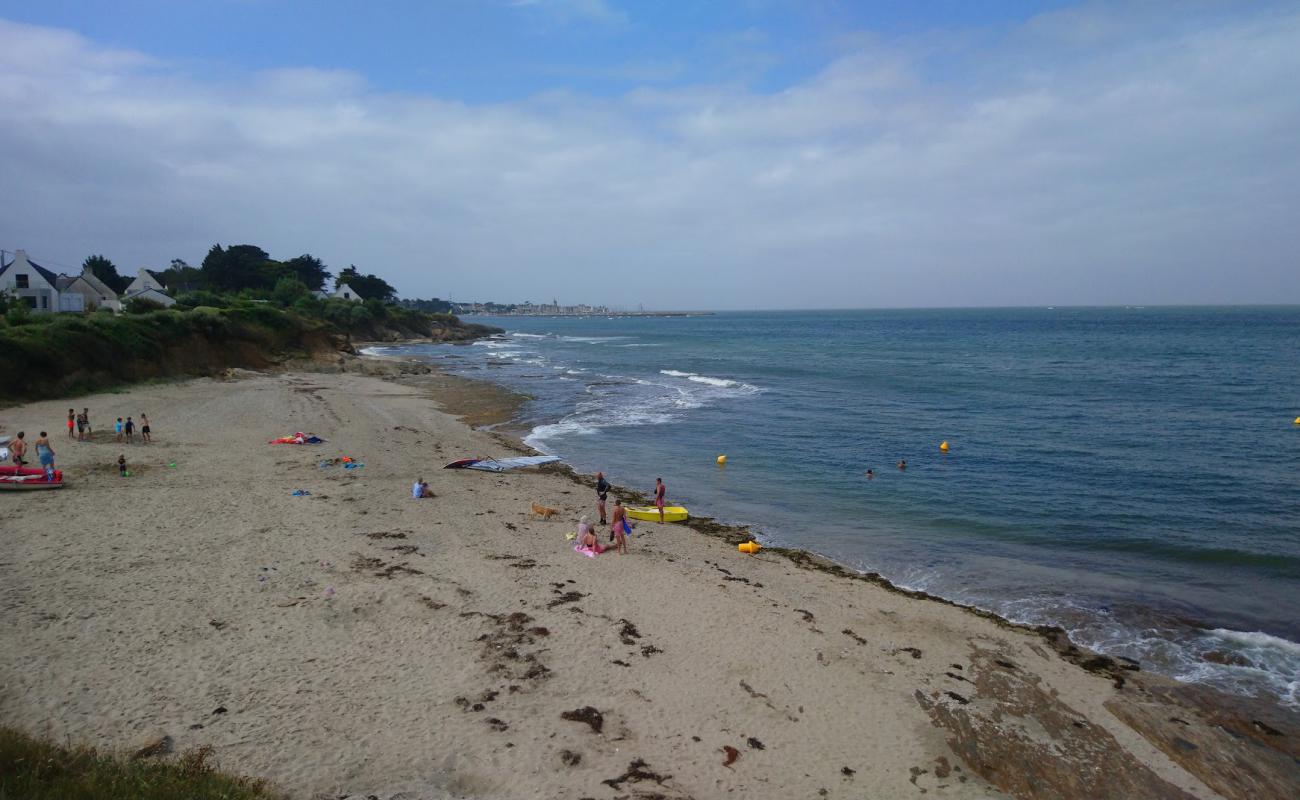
[
  {"left": 595, "top": 471, "right": 610, "bottom": 525},
  {"left": 610, "top": 499, "right": 629, "bottom": 555},
  {"left": 654, "top": 477, "right": 667, "bottom": 523}
]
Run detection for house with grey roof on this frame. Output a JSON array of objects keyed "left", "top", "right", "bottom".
[
  {"left": 57, "top": 266, "right": 121, "bottom": 312},
  {"left": 122, "top": 267, "right": 176, "bottom": 308},
  {"left": 0, "top": 250, "right": 81, "bottom": 312}
]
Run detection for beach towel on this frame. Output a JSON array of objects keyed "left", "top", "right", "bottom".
[
  {"left": 574, "top": 543, "right": 604, "bottom": 558},
  {"left": 269, "top": 432, "right": 325, "bottom": 445}
]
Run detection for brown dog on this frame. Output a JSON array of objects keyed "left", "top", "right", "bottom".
[{"left": 531, "top": 501, "right": 559, "bottom": 520}]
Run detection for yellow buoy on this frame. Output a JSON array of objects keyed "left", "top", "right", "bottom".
[
  {"left": 717, "top": 455, "right": 727, "bottom": 465},
  {"left": 738, "top": 541, "right": 760, "bottom": 554},
  {"left": 939, "top": 440, "right": 950, "bottom": 452},
  {"left": 1294, "top": 417, "right": 1300, "bottom": 425}
]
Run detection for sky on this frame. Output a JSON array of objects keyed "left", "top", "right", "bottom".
[{"left": 1, "top": 1, "right": 1297, "bottom": 310}]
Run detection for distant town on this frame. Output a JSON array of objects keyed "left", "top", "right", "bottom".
[{"left": 431, "top": 299, "right": 708, "bottom": 317}]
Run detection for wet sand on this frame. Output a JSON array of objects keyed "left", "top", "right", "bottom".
[{"left": 0, "top": 366, "right": 1295, "bottom": 799}]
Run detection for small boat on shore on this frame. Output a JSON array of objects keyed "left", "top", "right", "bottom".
[
  {"left": 626, "top": 505, "right": 688, "bottom": 522},
  {"left": 0, "top": 466, "right": 65, "bottom": 491}
]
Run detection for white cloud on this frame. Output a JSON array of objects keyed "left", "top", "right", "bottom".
[{"left": 1, "top": 7, "right": 1298, "bottom": 308}]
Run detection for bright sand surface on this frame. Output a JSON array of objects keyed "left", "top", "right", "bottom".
[{"left": 2, "top": 367, "right": 1296, "bottom": 799}]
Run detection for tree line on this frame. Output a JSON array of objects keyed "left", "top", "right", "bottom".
[{"left": 80, "top": 245, "right": 399, "bottom": 302}]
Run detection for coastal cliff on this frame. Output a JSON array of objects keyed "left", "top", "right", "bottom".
[{"left": 0, "top": 305, "right": 499, "bottom": 402}]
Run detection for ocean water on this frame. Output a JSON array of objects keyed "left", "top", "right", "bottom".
[{"left": 370, "top": 308, "right": 1300, "bottom": 708}]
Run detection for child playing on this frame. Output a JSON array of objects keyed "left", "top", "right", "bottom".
[{"left": 117, "top": 454, "right": 127, "bottom": 476}]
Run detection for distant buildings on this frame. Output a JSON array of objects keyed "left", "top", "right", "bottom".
[
  {"left": 122, "top": 268, "right": 176, "bottom": 308},
  {"left": 0, "top": 249, "right": 175, "bottom": 312},
  {"left": 452, "top": 298, "right": 610, "bottom": 316}
]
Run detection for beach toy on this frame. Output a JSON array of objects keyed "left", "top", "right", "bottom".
[
  {"left": 940, "top": 441, "right": 950, "bottom": 452},
  {"left": 565, "top": 532, "right": 576, "bottom": 541},
  {"left": 167, "top": 462, "right": 176, "bottom": 468},
  {"left": 738, "top": 541, "right": 760, "bottom": 554},
  {"left": 717, "top": 455, "right": 727, "bottom": 465}
]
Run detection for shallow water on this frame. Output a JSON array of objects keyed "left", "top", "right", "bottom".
[{"left": 372, "top": 307, "right": 1300, "bottom": 708}]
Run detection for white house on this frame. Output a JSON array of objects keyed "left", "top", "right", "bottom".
[
  {"left": 0, "top": 250, "right": 70, "bottom": 312},
  {"left": 120, "top": 267, "right": 176, "bottom": 308},
  {"left": 333, "top": 282, "right": 362, "bottom": 301},
  {"left": 124, "top": 286, "right": 176, "bottom": 308},
  {"left": 124, "top": 268, "right": 165, "bottom": 297},
  {"left": 57, "top": 266, "right": 121, "bottom": 312}
]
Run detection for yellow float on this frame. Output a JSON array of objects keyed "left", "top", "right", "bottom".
[
  {"left": 717, "top": 455, "right": 727, "bottom": 465},
  {"left": 738, "top": 541, "right": 761, "bottom": 554},
  {"left": 940, "top": 440, "right": 950, "bottom": 452}
]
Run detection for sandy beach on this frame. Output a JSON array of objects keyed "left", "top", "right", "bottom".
[{"left": 1, "top": 364, "right": 1296, "bottom": 799}]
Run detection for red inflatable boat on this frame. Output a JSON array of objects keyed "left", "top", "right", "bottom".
[{"left": 0, "top": 465, "right": 65, "bottom": 490}]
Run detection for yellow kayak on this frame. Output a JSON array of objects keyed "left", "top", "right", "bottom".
[{"left": 626, "top": 505, "right": 689, "bottom": 523}]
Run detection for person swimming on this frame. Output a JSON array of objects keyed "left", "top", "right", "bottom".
[
  {"left": 865, "top": 468, "right": 875, "bottom": 479},
  {"left": 897, "top": 459, "right": 907, "bottom": 470}
]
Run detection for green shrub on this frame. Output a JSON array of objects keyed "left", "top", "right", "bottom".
[{"left": 0, "top": 725, "right": 287, "bottom": 800}]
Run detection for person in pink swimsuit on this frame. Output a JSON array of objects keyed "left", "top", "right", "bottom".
[{"left": 654, "top": 477, "right": 666, "bottom": 523}]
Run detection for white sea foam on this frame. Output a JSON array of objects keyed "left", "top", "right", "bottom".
[
  {"left": 560, "top": 335, "right": 627, "bottom": 343},
  {"left": 659, "top": 369, "right": 761, "bottom": 393},
  {"left": 510, "top": 332, "right": 546, "bottom": 339},
  {"left": 1206, "top": 629, "right": 1300, "bottom": 657},
  {"left": 357, "top": 346, "right": 390, "bottom": 357},
  {"left": 688, "top": 375, "right": 737, "bottom": 387}
]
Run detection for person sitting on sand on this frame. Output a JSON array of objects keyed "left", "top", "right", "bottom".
[
  {"left": 412, "top": 478, "right": 433, "bottom": 499},
  {"left": 610, "top": 499, "right": 629, "bottom": 555},
  {"left": 578, "top": 515, "right": 602, "bottom": 553}
]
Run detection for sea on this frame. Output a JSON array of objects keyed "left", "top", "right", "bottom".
[{"left": 366, "top": 307, "right": 1300, "bottom": 709}]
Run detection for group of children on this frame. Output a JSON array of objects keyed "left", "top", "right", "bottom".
[{"left": 65, "top": 408, "right": 153, "bottom": 444}]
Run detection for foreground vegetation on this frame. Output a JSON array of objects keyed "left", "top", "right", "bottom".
[{"left": 0, "top": 726, "right": 286, "bottom": 800}]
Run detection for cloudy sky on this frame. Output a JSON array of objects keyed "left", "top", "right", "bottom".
[{"left": 1, "top": 1, "right": 1297, "bottom": 309}]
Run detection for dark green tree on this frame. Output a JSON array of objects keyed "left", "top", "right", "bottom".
[
  {"left": 157, "top": 258, "right": 203, "bottom": 293},
  {"left": 336, "top": 265, "right": 396, "bottom": 302},
  {"left": 83, "top": 254, "right": 130, "bottom": 293},
  {"left": 201, "top": 244, "right": 274, "bottom": 292},
  {"left": 281, "top": 254, "right": 331, "bottom": 292}
]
